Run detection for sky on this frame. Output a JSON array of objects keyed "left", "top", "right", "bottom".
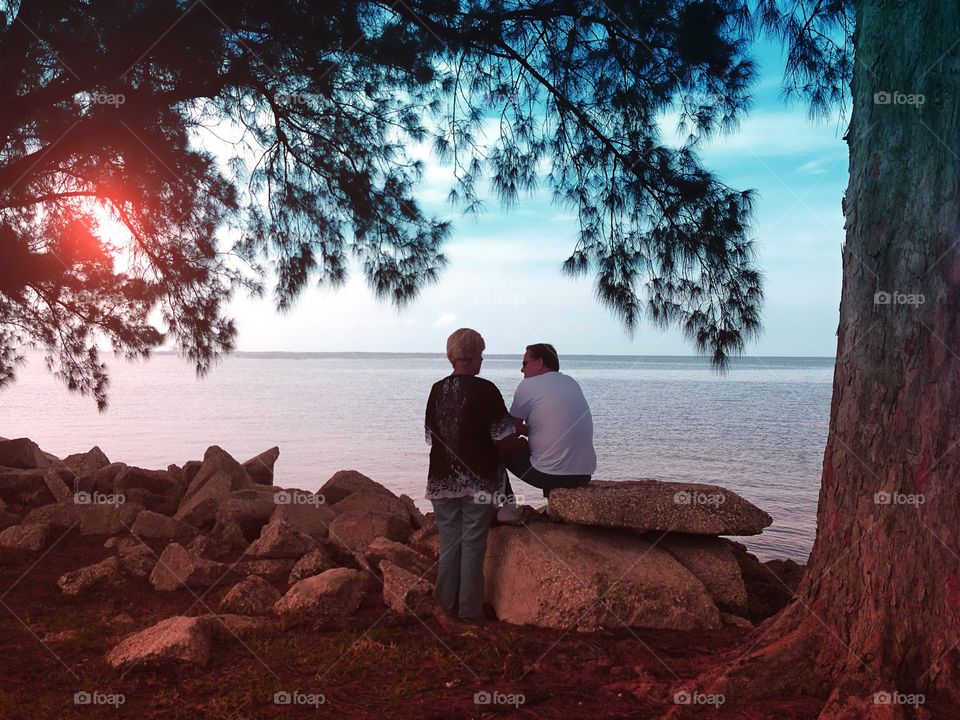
[{"left": 229, "top": 37, "right": 850, "bottom": 358}]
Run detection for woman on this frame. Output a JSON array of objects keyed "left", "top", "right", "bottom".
[{"left": 424, "top": 328, "right": 515, "bottom": 620}]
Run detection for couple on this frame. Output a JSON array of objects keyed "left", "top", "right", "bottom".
[{"left": 424, "top": 328, "right": 596, "bottom": 621}]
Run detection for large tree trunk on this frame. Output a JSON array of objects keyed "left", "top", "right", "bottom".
[{"left": 674, "top": 1, "right": 960, "bottom": 717}]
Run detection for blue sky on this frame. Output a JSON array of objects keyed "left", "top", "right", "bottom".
[{"left": 231, "top": 37, "right": 850, "bottom": 358}]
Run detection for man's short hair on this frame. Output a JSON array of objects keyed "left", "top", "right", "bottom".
[
  {"left": 526, "top": 343, "right": 559, "bottom": 371},
  {"left": 447, "top": 328, "right": 486, "bottom": 362}
]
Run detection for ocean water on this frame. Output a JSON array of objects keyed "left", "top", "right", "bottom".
[{"left": 0, "top": 353, "right": 833, "bottom": 562}]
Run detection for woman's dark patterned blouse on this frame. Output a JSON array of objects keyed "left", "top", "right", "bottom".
[{"left": 424, "top": 375, "right": 515, "bottom": 499}]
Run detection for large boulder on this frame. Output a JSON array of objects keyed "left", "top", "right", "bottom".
[
  {"left": 241, "top": 447, "right": 280, "bottom": 486},
  {"left": 174, "top": 446, "right": 252, "bottom": 529},
  {"left": 244, "top": 519, "right": 317, "bottom": 560},
  {"left": 398, "top": 494, "right": 428, "bottom": 530},
  {"left": 328, "top": 510, "right": 411, "bottom": 554},
  {"left": 62, "top": 446, "right": 111, "bottom": 474},
  {"left": 131, "top": 510, "right": 197, "bottom": 542},
  {"left": 23, "top": 502, "right": 81, "bottom": 532},
  {"left": 380, "top": 560, "right": 433, "bottom": 617},
  {"left": 234, "top": 558, "right": 297, "bottom": 583},
  {"left": 319, "top": 470, "right": 395, "bottom": 505},
  {"left": 655, "top": 534, "right": 748, "bottom": 615},
  {"left": 114, "top": 467, "right": 183, "bottom": 504},
  {"left": 364, "top": 537, "right": 436, "bottom": 582},
  {"left": 74, "top": 462, "right": 127, "bottom": 496},
  {"left": 149, "top": 542, "right": 233, "bottom": 591},
  {"left": 77, "top": 501, "right": 143, "bottom": 536},
  {"left": 43, "top": 468, "right": 74, "bottom": 502},
  {"left": 484, "top": 524, "right": 722, "bottom": 631},
  {"left": 0, "top": 438, "right": 52, "bottom": 469},
  {"left": 188, "top": 521, "right": 249, "bottom": 560},
  {"left": 332, "top": 491, "right": 412, "bottom": 526},
  {"left": 0, "top": 467, "right": 59, "bottom": 506},
  {"left": 273, "top": 568, "right": 366, "bottom": 624},
  {"left": 270, "top": 498, "right": 336, "bottom": 540},
  {"left": 106, "top": 616, "right": 214, "bottom": 670},
  {"left": 214, "top": 488, "right": 278, "bottom": 542},
  {"left": 220, "top": 575, "right": 282, "bottom": 615},
  {"left": 288, "top": 547, "right": 338, "bottom": 584},
  {"left": 0, "top": 523, "right": 49, "bottom": 551},
  {"left": 548, "top": 480, "right": 773, "bottom": 536},
  {"left": 58, "top": 556, "right": 126, "bottom": 596}
]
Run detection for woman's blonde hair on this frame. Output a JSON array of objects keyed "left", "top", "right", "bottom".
[{"left": 446, "top": 328, "right": 485, "bottom": 363}]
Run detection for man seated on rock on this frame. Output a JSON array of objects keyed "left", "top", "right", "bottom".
[{"left": 497, "top": 343, "right": 596, "bottom": 522}]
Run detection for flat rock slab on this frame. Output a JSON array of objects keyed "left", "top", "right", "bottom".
[
  {"left": 106, "top": 616, "right": 214, "bottom": 670},
  {"left": 484, "top": 524, "right": 721, "bottom": 631},
  {"left": 549, "top": 480, "right": 773, "bottom": 536}
]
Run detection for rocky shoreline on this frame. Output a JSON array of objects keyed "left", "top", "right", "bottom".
[{"left": 0, "top": 436, "right": 805, "bottom": 675}]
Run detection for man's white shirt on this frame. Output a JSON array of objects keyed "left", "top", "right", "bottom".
[{"left": 509, "top": 371, "right": 597, "bottom": 475}]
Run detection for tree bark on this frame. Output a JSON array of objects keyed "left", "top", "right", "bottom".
[{"left": 675, "top": 1, "right": 960, "bottom": 717}]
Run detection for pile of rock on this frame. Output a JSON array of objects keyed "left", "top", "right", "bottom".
[{"left": 0, "top": 435, "right": 801, "bottom": 671}]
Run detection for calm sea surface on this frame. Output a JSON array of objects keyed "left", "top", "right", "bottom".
[{"left": 0, "top": 353, "right": 834, "bottom": 562}]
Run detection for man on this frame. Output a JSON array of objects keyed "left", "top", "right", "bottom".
[{"left": 498, "top": 343, "right": 596, "bottom": 520}]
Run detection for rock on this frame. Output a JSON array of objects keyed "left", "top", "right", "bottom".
[
  {"left": 149, "top": 542, "right": 233, "bottom": 591},
  {"left": 189, "top": 521, "right": 249, "bottom": 560},
  {"left": 74, "top": 462, "right": 126, "bottom": 496},
  {"left": 106, "top": 616, "right": 214, "bottom": 670},
  {"left": 0, "top": 438, "right": 52, "bottom": 469},
  {"left": 174, "top": 446, "right": 253, "bottom": 529},
  {"left": 548, "top": 480, "right": 773, "bottom": 536},
  {"left": 319, "top": 470, "right": 395, "bottom": 505},
  {"left": 104, "top": 535, "right": 143, "bottom": 553},
  {"left": 328, "top": 510, "right": 411, "bottom": 554},
  {"left": 380, "top": 560, "right": 433, "bottom": 617},
  {"left": 288, "top": 547, "right": 338, "bottom": 583},
  {"left": 203, "top": 613, "right": 276, "bottom": 639},
  {"left": 117, "top": 543, "right": 157, "bottom": 579},
  {"left": 120, "top": 487, "right": 179, "bottom": 516},
  {"left": 43, "top": 467, "right": 74, "bottom": 502},
  {"left": 131, "top": 511, "right": 197, "bottom": 542},
  {"left": 410, "top": 518, "right": 439, "bottom": 559},
  {"left": 332, "top": 491, "right": 412, "bottom": 527},
  {"left": 721, "top": 612, "right": 754, "bottom": 629},
  {"left": 273, "top": 568, "right": 366, "bottom": 624},
  {"left": 214, "top": 488, "right": 278, "bottom": 541},
  {"left": 234, "top": 558, "right": 297, "bottom": 583},
  {"left": 364, "top": 537, "right": 436, "bottom": 582},
  {"left": 0, "top": 509, "right": 19, "bottom": 531},
  {"left": 62, "top": 446, "right": 111, "bottom": 473},
  {"left": 114, "top": 467, "right": 182, "bottom": 500},
  {"left": 270, "top": 499, "right": 336, "bottom": 540},
  {"left": 656, "top": 534, "right": 748, "bottom": 615},
  {"left": 242, "top": 447, "right": 279, "bottom": 485},
  {"left": 0, "top": 467, "right": 57, "bottom": 506},
  {"left": 77, "top": 501, "right": 143, "bottom": 536},
  {"left": 220, "top": 575, "right": 282, "bottom": 615},
  {"left": 244, "top": 519, "right": 317, "bottom": 559},
  {"left": 736, "top": 549, "right": 807, "bottom": 622},
  {"left": 484, "top": 525, "right": 722, "bottom": 631},
  {"left": 0, "top": 523, "right": 49, "bottom": 551},
  {"left": 398, "top": 494, "right": 428, "bottom": 530},
  {"left": 58, "top": 556, "right": 126, "bottom": 596},
  {"left": 23, "top": 502, "right": 80, "bottom": 532},
  {"left": 181, "top": 460, "right": 203, "bottom": 486},
  {"left": 763, "top": 558, "right": 806, "bottom": 595}
]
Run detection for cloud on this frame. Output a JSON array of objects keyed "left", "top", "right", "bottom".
[{"left": 434, "top": 312, "right": 457, "bottom": 327}]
